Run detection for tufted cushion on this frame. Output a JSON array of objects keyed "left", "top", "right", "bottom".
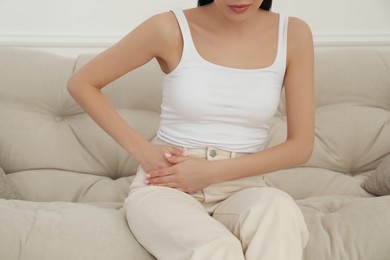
[
  {"left": 0, "top": 199, "right": 154, "bottom": 260},
  {"left": 312, "top": 48, "right": 389, "bottom": 173},
  {"left": 0, "top": 48, "right": 163, "bottom": 203},
  {"left": 0, "top": 48, "right": 161, "bottom": 178},
  {"left": 7, "top": 169, "right": 133, "bottom": 204},
  {"left": 299, "top": 195, "right": 390, "bottom": 260},
  {"left": 266, "top": 47, "right": 390, "bottom": 195},
  {"left": 264, "top": 167, "right": 372, "bottom": 200},
  {"left": 361, "top": 154, "right": 390, "bottom": 196}
]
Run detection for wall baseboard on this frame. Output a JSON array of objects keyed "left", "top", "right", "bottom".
[{"left": 0, "top": 33, "right": 389, "bottom": 57}]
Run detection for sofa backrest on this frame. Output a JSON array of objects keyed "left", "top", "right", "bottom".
[
  {"left": 0, "top": 48, "right": 163, "bottom": 179},
  {"left": 268, "top": 46, "right": 390, "bottom": 175},
  {"left": 0, "top": 46, "right": 389, "bottom": 180}
]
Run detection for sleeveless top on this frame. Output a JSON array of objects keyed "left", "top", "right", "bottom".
[{"left": 157, "top": 9, "right": 289, "bottom": 153}]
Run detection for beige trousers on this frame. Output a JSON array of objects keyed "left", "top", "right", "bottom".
[{"left": 124, "top": 141, "right": 309, "bottom": 260}]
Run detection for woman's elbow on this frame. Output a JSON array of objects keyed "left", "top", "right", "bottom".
[
  {"left": 66, "top": 76, "right": 79, "bottom": 97},
  {"left": 297, "top": 139, "right": 314, "bottom": 165},
  {"left": 66, "top": 75, "right": 93, "bottom": 99}
]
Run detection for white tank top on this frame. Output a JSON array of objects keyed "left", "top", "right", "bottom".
[{"left": 157, "top": 9, "right": 288, "bottom": 153}]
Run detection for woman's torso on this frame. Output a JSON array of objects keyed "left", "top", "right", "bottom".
[{"left": 156, "top": 7, "right": 289, "bottom": 153}]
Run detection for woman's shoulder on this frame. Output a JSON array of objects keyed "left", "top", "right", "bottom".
[
  {"left": 135, "top": 11, "right": 182, "bottom": 46},
  {"left": 285, "top": 15, "right": 313, "bottom": 52},
  {"left": 283, "top": 15, "right": 313, "bottom": 65},
  {"left": 287, "top": 16, "right": 313, "bottom": 43},
  {"left": 144, "top": 11, "right": 179, "bottom": 32},
  {"left": 149, "top": 7, "right": 197, "bottom": 25}
]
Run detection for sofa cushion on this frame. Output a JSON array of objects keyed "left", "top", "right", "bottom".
[
  {"left": 0, "top": 199, "right": 154, "bottom": 260},
  {"left": 299, "top": 195, "right": 390, "bottom": 260},
  {"left": 264, "top": 167, "right": 372, "bottom": 200},
  {"left": 7, "top": 169, "right": 133, "bottom": 204},
  {"left": 0, "top": 48, "right": 160, "bottom": 180},
  {"left": 361, "top": 154, "right": 390, "bottom": 196},
  {"left": 267, "top": 47, "right": 390, "bottom": 176},
  {"left": 0, "top": 104, "right": 159, "bottom": 178},
  {"left": 0, "top": 167, "right": 19, "bottom": 200}
]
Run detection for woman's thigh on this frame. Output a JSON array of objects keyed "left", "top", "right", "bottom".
[
  {"left": 211, "top": 187, "right": 308, "bottom": 252},
  {"left": 125, "top": 185, "right": 244, "bottom": 260}
]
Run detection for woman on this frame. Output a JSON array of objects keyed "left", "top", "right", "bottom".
[{"left": 67, "top": 0, "right": 314, "bottom": 259}]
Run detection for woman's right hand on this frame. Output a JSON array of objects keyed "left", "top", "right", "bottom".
[{"left": 135, "top": 142, "right": 183, "bottom": 173}]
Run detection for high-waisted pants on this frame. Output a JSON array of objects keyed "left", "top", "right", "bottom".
[{"left": 124, "top": 141, "right": 309, "bottom": 260}]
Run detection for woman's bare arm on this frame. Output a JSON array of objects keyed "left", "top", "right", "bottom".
[{"left": 67, "top": 12, "right": 182, "bottom": 172}]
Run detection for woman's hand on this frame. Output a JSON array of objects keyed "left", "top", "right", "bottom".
[
  {"left": 145, "top": 154, "right": 215, "bottom": 194},
  {"left": 136, "top": 143, "right": 183, "bottom": 173}
]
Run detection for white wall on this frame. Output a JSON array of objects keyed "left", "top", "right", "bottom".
[
  {"left": 274, "top": 0, "right": 390, "bottom": 45},
  {"left": 0, "top": 0, "right": 389, "bottom": 56}
]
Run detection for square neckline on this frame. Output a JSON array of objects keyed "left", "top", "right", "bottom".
[{"left": 177, "top": 9, "right": 283, "bottom": 72}]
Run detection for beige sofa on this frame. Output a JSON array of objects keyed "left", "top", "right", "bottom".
[{"left": 0, "top": 46, "right": 389, "bottom": 260}]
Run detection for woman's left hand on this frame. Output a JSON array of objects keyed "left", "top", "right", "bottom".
[{"left": 145, "top": 153, "right": 214, "bottom": 194}]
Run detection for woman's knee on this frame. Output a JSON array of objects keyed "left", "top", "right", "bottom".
[
  {"left": 252, "top": 187, "right": 304, "bottom": 221},
  {"left": 255, "top": 187, "right": 309, "bottom": 246},
  {"left": 234, "top": 187, "right": 297, "bottom": 211},
  {"left": 224, "top": 187, "right": 305, "bottom": 231}
]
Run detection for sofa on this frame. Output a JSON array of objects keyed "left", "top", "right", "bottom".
[{"left": 0, "top": 45, "right": 389, "bottom": 260}]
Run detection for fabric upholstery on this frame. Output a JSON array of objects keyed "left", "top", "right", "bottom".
[
  {"left": 362, "top": 155, "right": 390, "bottom": 196},
  {"left": 299, "top": 195, "right": 390, "bottom": 260},
  {"left": 268, "top": 48, "right": 390, "bottom": 175},
  {"left": 0, "top": 46, "right": 389, "bottom": 260},
  {"left": 0, "top": 48, "right": 160, "bottom": 203},
  {"left": 0, "top": 200, "right": 154, "bottom": 260},
  {"left": 0, "top": 167, "right": 19, "bottom": 200}
]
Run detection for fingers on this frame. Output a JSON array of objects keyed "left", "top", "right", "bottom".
[
  {"left": 144, "top": 170, "right": 195, "bottom": 194},
  {"left": 146, "top": 167, "right": 174, "bottom": 182},
  {"left": 164, "top": 153, "right": 187, "bottom": 164},
  {"left": 169, "top": 147, "right": 184, "bottom": 156},
  {"left": 145, "top": 171, "right": 177, "bottom": 187}
]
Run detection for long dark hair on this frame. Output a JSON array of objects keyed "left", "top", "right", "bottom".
[{"left": 197, "top": 0, "right": 273, "bottom": 11}]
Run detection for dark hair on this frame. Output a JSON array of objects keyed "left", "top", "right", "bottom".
[{"left": 197, "top": 0, "right": 273, "bottom": 11}]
